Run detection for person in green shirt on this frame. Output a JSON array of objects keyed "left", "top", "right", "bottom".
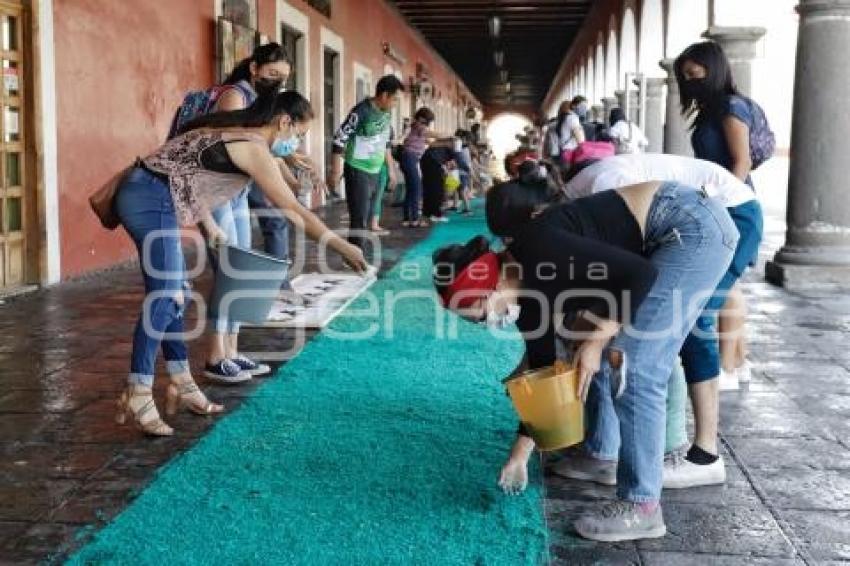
[{"left": 328, "top": 75, "right": 403, "bottom": 250}]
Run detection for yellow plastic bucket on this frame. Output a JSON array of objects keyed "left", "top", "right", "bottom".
[{"left": 504, "top": 362, "right": 584, "bottom": 451}]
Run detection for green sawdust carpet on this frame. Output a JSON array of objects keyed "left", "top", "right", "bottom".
[{"left": 70, "top": 204, "right": 549, "bottom": 565}]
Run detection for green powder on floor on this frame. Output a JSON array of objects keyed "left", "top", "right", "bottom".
[{"left": 69, "top": 204, "right": 549, "bottom": 565}]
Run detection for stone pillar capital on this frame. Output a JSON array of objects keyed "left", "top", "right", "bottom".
[
  {"left": 643, "top": 77, "right": 666, "bottom": 97},
  {"left": 703, "top": 26, "right": 766, "bottom": 59},
  {"left": 796, "top": 0, "right": 850, "bottom": 17}
]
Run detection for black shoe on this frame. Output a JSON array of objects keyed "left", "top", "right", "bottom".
[
  {"left": 231, "top": 356, "right": 271, "bottom": 377},
  {"left": 203, "top": 359, "right": 252, "bottom": 384}
]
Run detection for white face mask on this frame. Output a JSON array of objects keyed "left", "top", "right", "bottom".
[{"left": 483, "top": 303, "right": 521, "bottom": 329}]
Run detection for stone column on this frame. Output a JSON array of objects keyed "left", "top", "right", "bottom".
[
  {"left": 615, "top": 89, "right": 639, "bottom": 124},
  {"left": 702, "top": 26, "right": 766, "bottom": 98},
  {"left": 639, "top": 77, "right": 666, "bottom": 153},
  {"left": 659, "top": 59, "right": 692, "bottom": 156},
  {"left": 602, "top": 96, "right": 619, "bottom": 122},
  {"left": 591, "top": 104, "right": 604, "bottom": 124},
  {"left": 766, "top": 0, "right": 850, "bottom": 290}
]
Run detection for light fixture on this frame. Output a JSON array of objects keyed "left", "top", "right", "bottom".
[
  {"left": 504, "top": 82, "right": 511, "bottom": 93},
  {"left": 499, "top": 69, "right": 509, "bottom": 83},
  {"left": 493, "top": 50, "right": 504, "bottom": 67},
  {"left": 488, "top": 14, "right": 501, "bottom": 38}
]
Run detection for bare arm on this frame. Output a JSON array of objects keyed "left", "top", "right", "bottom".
[
  {"left": 275, "top": 157, "right": 299, "bottom": 194},
  {"left": 226, "top": 141, "right": 367, "bottom": 271},
  {"left": 212, "top": 89, "right": 247, "bottom": 113},
  {"left": 723, "top": 115, "right": 753, "bottom": 182},
  {"left": 572, "top": 125, "right": 586, "bottom": 144}
]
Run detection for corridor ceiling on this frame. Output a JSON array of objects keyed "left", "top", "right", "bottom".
[{"left": 390, "top": 0, "right": 592, "bottom": 109}]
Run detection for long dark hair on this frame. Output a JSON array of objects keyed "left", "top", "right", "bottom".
[
  {"left": 224, "top": 42, "right": 291, "bottom": 85},
  {"left": 674, "top": 41, "right": 739, "bottom": 125},
  {"left": 486, "top": 163, "right": 564, "bottom": 237},
  {"left": 179, "top": 89, "right": 314, "bottom": 134},
  {"left": 609, "top": 107, "right": 626, "bottom": 127}
]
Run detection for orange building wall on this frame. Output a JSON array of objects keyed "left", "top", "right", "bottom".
[{"left": 53, "top": 0, "right": 476, "bottom": 280}]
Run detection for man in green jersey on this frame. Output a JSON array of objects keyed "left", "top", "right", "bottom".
[{"left": 329, "top": 75, "right": 403, "bottom": 250}]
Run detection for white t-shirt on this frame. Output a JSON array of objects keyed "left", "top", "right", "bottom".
[
  {"left": 608, "top": 120, "right": 649, "bottom": 154},
  {"left": 558, "top": 112, "right": 583, "bottom": 151},
  {"left": 564, "top": 153, "right": 756, "bottom": 208}
]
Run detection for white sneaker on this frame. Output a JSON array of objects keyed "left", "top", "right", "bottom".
[
  {"left": 429, "top": 215, "right": 449, "bottom": 223},
  {"left": 736, "top": 361, "right": 752, "bottom": 383},
  {"left": 663, "top": 452, "right": 726, "bottom": 489},
  {"left": 718, "top": 368, "right": 739, "bottom": 391}
]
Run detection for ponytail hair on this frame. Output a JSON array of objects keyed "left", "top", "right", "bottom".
[
  {"left": 179, "top": 89, "right": 314, "bottom": 134},
  {"left": 224, "top": 42, "right": 291, "bottom": 85}
]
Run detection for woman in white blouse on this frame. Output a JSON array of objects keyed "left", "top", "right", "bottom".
[{"left": 608, "top": 107, "right": 649, "bottom": 154}]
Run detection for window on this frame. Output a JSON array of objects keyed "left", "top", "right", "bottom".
[
  {"left": 280, "top": 25, "right": 301, "bottom": 92},
  {"left": 223, "top": 0, "right": 257, "bottom": 29}
]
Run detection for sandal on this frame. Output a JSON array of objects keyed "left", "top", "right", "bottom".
[
  {"left": 116, "top": 385, "right": 173, "bottom": 437},
  {"left": 166, "top": 376, "right": 224, "bottom": 416}
]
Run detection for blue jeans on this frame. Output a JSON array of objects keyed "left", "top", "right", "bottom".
[
  {"left": 400, "top": 149, "right": 423, "bottom": 222},
  {"left": 247, "top": 182, "right": 290, "bottom": 261},
  {"left": 584, "top": 182, "right": 738, "bottom": 503},
  {"left": 680, "top": 199, "right": 763, "bottom": 382},
  {"left": 114, "top": 168, "right": 190, "bottom": 387},
  {"left": 210, "top": 186, "right": 252, "bottom": 334}
]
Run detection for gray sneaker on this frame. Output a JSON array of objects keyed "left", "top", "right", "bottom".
[
  {"left": 574, "top": 501, "right": 667, "bottom": 542},
  {"left": 550, "top": 453, "right": 617, "bottom": 486}
]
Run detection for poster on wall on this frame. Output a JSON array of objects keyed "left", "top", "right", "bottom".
[
  {"left": 233, "top": 22, "right": 256, "bottom": 65},
  {"left": 223, "top": 0, "right": 257, "bottom": 29},
  {"left": 216, "top": 18, "right": 235, "bottom": 83}
]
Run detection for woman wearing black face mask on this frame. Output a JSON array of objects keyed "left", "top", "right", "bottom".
[
  {"left": 201, "top": 43, "right": 305, "bottom": 385},
  {"left": 673, "top": 41, "right": 767, "bottom": 445},
  {"left": 674, "top": 41, "right": 755, "bottom": 185}
]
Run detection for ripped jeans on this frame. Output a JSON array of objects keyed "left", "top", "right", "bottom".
[
  {"left": 583, "top": 182, "right": 739, "bottom": 503},
  {"left": 115, "top": 167, "right": 190, "bottom": 387}
]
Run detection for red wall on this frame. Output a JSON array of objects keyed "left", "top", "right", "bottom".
[
  {"left": 54, "top": 0, "right": 217, "bottom": 278},
  {"left": 53, "top": 0, "right": 476, "bottom": 280}
]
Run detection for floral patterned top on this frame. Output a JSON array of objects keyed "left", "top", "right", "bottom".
[{"left": 142, "top": 130, "right": 266, "bottom": 225}]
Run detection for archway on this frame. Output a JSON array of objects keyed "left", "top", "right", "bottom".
[
  {"left": 605, "top": 16, "right": 619, "bottom": 97},
  {"left": 485, "top": 112, "right": 533, "bottom": 174},
  {"left": 619, "top": 4, "right": 638, "bottom": 89},
  {"left": 639, "top": 0, "right": 665, "bottom": 77},
  {"left": 666, "top": 0, "right": 709, "bottom": 59},
  {"left": 594, "top": 35, "right": 606, "bottom": 105}
]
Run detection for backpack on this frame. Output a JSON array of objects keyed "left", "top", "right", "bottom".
[
  {"left": 746, "top": 98, "right": 775, "bottom": 170},
  {"left": 166, "top": 82, "right": 254, "bottom": 140}
]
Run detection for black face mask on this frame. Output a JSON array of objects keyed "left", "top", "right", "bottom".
[
  {"left": 254, "top": 77, "right": 283, "bottom": 93},
  {"left": 683, "top": 78, "right": 711, "bottom": 102}
]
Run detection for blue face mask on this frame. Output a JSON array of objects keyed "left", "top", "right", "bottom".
[{"left": 271, "top": 134, "right": 300, "bottom": 157}]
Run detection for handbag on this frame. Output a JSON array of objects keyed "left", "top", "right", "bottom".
[
  {"left": 569, "top": 141, "right": 615, "bottom": 165},
  {"left": 89, "top": 161, "right": 136, "bottom": 230}
]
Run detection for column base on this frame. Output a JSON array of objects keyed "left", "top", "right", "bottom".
[{"left": 766, "top": 258, "right": 850, "bottom": 291}]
